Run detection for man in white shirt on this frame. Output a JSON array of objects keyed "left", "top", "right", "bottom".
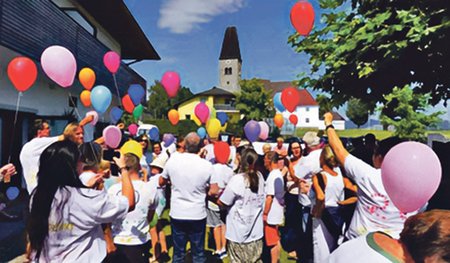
[
  {"left": 295, "top": 131, "right": 323, "bottom": 263},
  {"left": 324, "top": 112, "right": 418, "bottom": 240},
  {"left": 263, "top": 151, "right": 285, "bottom": 263},
  {"left": 159, "top": 132, "right": 219, "bottom": 263}
]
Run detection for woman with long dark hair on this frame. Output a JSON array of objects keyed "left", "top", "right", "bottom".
[
  {"left": 218, "top": 148, "right": 265, "bottom": 263},
  {"left": 27, "top": 140, "right": 135, "bottom": 262}
]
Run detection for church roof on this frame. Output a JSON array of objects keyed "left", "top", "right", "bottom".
[
  {"left": 195, "top": 86, "right": 236, "bottom": 97},
  {"left": 261, "top": 79, "right": 318, "bottom": 106},
  {"left": 219, "top": 27, "right": 242, "bottom": 62}
]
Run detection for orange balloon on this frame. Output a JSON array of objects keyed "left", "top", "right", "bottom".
[
  {"left": 80, "top": 90, "right": 91, "bottom": 107},
  {"left": 274, "top": 113, "right": 284, "bottom": 128},
  {"left": 79, "top": 68, "right": 96, "bottom": 90},
  {"left": 122, "top": 94, "right": 135, "bottom": 113},
  {"left": 168, "top": 109, "right": 180, "bottom": 126}
]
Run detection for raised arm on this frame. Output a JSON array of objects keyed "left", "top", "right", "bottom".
[
  {"left": 324, "top": 112, "right": 349, "bottom": 166},
  {"left": 113, "top": 153, "right": 135, "bottom": 211}
]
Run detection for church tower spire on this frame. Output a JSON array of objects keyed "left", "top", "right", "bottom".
[{"left": 219, "top": 26, "right": 241, "bottom": 93}]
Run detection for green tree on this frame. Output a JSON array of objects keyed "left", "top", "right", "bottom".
[
  {"left": 288, "top": 0, "right": 450, "bottom": 107},
  {"left": 379, "top": 85, "right": 444, "bottom": 141},
  {"left": 235, "top": 78, "right": 275, "bottom": 124},
  {"left": 316, "top": 94, "right": 333, "bottom": 117},
  {"left": 147, "top": 81, "right": 193, "bottom": 119},
  {"left": 346, "top": 97, "right": 371, "bottom": 128}
]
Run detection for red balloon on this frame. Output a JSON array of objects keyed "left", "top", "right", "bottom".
[
  {"left": 214, "top": 141, "right": 231, "bottom": 165},
  {"left": 122, "top": 94, "right": 135, "bottom": 114},
  {"left": 281, "top": 87, "right": 300, "bottom": 113},
  {"left": 7, "top": 57, "right": 38, "bottom": 92},
  {"left": 289, "top": 114, "right": 298, "bottom": 125},
  {"left": 290, "top": 2, "right": 315, "bottom": 36}
]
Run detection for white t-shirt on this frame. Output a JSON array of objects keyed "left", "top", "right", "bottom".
[
  {"left": 265, "top": 169, "right": 285, "bottom": 225},
  {"left": 295, "top": 149, "right": 323, "bottom": 206},
  {"left": 208, "top": 163, "right": 234, "bottom": 211},
  {"left": 328, "top": 232, "right": 396, "bottom": 263},
  {"left": 20, "top": 136, "right": 59, "bottom": 194},
  {"left": 344, "top": 154, "right": 417, "bottom": 240},
  {"left": 203, "top": 144, "right": 215, "bottom": 164},
  {"left": 148, "top": 173, "right": 166, "bottom": 217},
  {"left": 161, "top": 152, "right": 215, "bottom": 220},
  {"left": 220, "top": 172, "right": 265, "bottom": 243},
  {"left": 35, "top": 186, "right": 129, "bottom": 263},
  {"left": 108, "top": 180, "right": 158, "bottom": 245}
]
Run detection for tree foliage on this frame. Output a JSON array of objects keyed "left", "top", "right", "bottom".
[
  {"left": 379, "top": 85, "right": 444, "bottom": 141},
  {"left": 346, "top": 97, "right": 371, "bottom": 127},
  {"left": 147, "top": 81, "right": 193, "bottom": 119},
  {"left": 288, "top": 0, "right": 450, "bottom": 107},
  {"left": 316, "top": 94, "right": 333, "bottom": 117},
  {"left": 235, "top": 78, "right": 275, "bottom": 124}
]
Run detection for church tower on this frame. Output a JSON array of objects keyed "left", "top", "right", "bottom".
[{"left": 219, "top": 26, "right": 242, "bottom": 93}]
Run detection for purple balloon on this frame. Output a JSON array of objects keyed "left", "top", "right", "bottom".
[
  {"left": 149, "top": 127, "right": 159, "bottom": 141},
  {"left": 217, "top": 112, "right": 228, "bottom": 126},
  {"left": 128, "top": 84, "right": 145, "bottom": 106},
  {"left": 163, "top": 133, "right": 175, "bottom": 147},
  {"left": 244, "top": 120, "right": 261, "bottom": 143},
  {"left": 110, "top": 107, "right": 123, "bottom": 123},
  {"left": 103, "top": 125, "right": 122, "bottom": 148}
]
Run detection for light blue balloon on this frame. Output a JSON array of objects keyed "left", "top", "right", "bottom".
[
  {"left": 197, "top": 127, "right": 206, "bottom": 139},
  {"left": 6, "top": 187, "right": 19, "bottom": 201},
  {"left": 274, "top": 92, "right": 286, "bottom": 112},
  {"left": 91, "top": 85, "right": 112, "bottom": 114}
]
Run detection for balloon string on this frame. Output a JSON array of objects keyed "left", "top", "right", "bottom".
[
  {"left": 8, "top": 92, "right": 23, "bottom": 164},
  {"left": 113, "top": 74, "right": 123, "bottom": 108},
  {"left": 68, "top": 92, "right": 82, "bottom": 120}
]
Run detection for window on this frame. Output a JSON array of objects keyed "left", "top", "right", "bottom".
[
  {"left": 306, "top": 118, "right": 310, "bottom": 123},
  {"left": 306, "top": 107, "right": 310, "bottom": 112},
  {"left": 64, "top": 10, "right": 95, "bottom": 35},
  {"left": 224, "top": 67, "right": 232, "bottom": 75},
  {"left": 186, "top": 114, "right": 191, "bottom": 120},
  {"left": 200, "top": 98, "right": 206, "bottom": 103}
]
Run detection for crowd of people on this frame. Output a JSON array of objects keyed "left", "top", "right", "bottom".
[{"left": 1, "top": 112, "right": 449, "bottom": 263}]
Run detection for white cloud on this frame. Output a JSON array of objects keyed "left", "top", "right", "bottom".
[{"left": 158, "top": 0, "right": 244, "bottom": 34}]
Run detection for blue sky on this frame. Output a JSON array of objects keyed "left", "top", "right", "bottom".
[
  {"left": 123, "top": 0, "right": 449, "bottom": 122},
  {"left": 124, "top": 0, "right": 320, "bottom": 94}
]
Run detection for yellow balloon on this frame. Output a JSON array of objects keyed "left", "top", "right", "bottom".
[
  {"left": 121, "top": 140, "right": 143, "bottom": 159},
  {"left": 206, "top": 118, "right": 221, "bottom": 138}
]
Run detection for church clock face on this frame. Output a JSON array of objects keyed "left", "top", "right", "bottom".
[{"left": 225, "top": 60, "right": 231, "bottom": 65}]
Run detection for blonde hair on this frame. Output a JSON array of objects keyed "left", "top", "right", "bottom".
[{"left": 321, "top": 145, "right": 339, "bottom": 168}]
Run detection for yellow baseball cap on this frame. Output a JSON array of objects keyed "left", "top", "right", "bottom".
[{"left": 121, "top": 140, "right": 143, "bottom": 159}]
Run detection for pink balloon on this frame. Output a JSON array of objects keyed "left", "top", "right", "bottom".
[
  {"left": 258, "top": 121, "right": 269, "bottom": 141},
  {"left": 40, "top": 45, "right": 77, "bottom": 88},
  {"left": 103, "top": 125, "right": 122, "bottom": 149},
  {"left": 194, "top": 102, "right": 210, "bottom": 124},
  {"left": 381, "top": 141, "right": 442, "bottom": 213},
  {"left": 103, "top": 51, "right": 121, "bottom": 74},
  {"left": 161, "top": 71, "right": 180, "bottom": 98},
  {"left": 128, "top": 123, "right": 138, "bottom": 137}
]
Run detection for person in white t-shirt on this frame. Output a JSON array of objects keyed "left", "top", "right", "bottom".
[
  {"left": 207, "top": 145, "right": 234, "bottom": 259},
  {"left": 108, "top": 152, "right": 159, "bottom": 263},
  {"left": 20, "top": 116, "right": 93, "bottom": 194},
  {"left": 27, "top": 140, "right": 135, "bottom": 263},
  {"left": 159, "top": 132, "right": 219, "bottom": 263},
  {"left": 263, "top": 151, "right": 285, "bottom": 263},
  {"left": 217, "top": 148, "right": 265, "bottom": 263},
  {"left": 324, "top": 112, "right": 419, "bottom": 240},
  {"left": 328, "top": 210, "right": 450, "bottom": 263}
]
